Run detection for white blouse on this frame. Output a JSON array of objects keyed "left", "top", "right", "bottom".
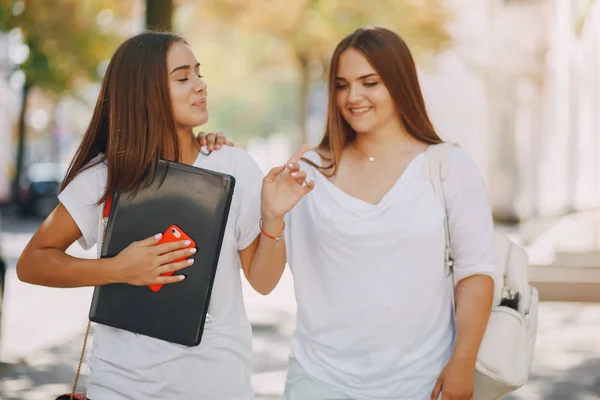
[{"left": 284, "top": 147, "right": 497, "bottom": 399}]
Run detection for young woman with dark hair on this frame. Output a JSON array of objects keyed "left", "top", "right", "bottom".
[{"left": 17, "top": 32, "right": 314, "bottom": 399}]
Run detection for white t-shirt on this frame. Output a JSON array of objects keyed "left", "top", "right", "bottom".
[
  {"left": 284, "top": 147, "right": 497, "bottom": 400},
  {"left": 58, "top": 147, "right": 263, "bottom": 400}
]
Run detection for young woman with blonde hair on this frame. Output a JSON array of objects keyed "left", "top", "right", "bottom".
[{"left": 205, "top": 26, "right": 496, "bottom": 400}]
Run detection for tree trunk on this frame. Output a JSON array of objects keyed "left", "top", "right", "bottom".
[
  {"left": 146, "top": 0, "right": 173, "bottom": 31},
  {"left": 49, "top": 108, "right": 60, "bottom": 164},
  {"left": 298, "top": 56, "right": 310, "bottom": 145},
  {"left": 12, "top": 81, "right": 31, "bottom": 206}
]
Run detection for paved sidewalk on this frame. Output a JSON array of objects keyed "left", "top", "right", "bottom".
[
  {"left": 0, "top": 318, "right": 296, "bottom": 400},
  {"left": 0, "top": 269, "right": 298, "bottom": 400},
  {"left": 1, "top": 214, "right": 599, "bottom": 399},
  {"left": 2, "top": 286, "right": 600, "bottom": 399},
  {"left": 506, "top": 302, "right": 600, "bottom": 400}
]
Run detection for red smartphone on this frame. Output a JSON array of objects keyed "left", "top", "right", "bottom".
[{"left": 149, "top": 225, "right": 196, "bottom": 292}]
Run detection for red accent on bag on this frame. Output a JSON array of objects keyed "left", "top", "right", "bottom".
[
  {"left": 55, "top": 198, "right": 114, "bottom": 400},
  {"left": 55, "top": 393, "right": 88, "bottom": 400},
  {"left": 103, "top": 196, "right": 112, "bottom": 219}
]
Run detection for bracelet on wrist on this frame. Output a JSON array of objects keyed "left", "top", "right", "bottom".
[{"left": 259, "top": 218, "right": 285, "bottom": 247}]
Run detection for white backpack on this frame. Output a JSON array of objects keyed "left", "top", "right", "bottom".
[{"left": 424, "top": 143, "right": 539, "bottom": 400}]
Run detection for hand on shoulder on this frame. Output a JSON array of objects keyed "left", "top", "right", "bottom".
[{"left": 197, "top": 131, "right": 233, "bottom": 151}]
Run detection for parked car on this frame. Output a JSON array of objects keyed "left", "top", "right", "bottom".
[{"left": 19, "top": 162, "right": 68, "bottom": 218}]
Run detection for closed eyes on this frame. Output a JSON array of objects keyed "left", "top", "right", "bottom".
[
  {"left": 178, "top": 74, "right": 204, "bottom": 82},
  {"left": 336, "top": 81, "right": 379, "bottom": 89}
]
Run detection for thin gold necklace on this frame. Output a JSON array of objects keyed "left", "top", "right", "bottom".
[
  {"left": 352, "top": 143, "right": 417, "bottom": 163},
  {"left": 352, "top": 143, "right": 376, "bottom": 162}
]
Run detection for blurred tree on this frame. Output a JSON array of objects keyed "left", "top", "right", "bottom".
[
  {"left": 0, "top": 0, "right": 130, "bottom": 206},
  {"left": 146, "top": 0, "right": 173, "bottom": 31},
  {"left": 199, "top": 0, "right": 452, "bottom": 143},
  {"left": 0, "top": 2, "right": 11, "bottom": 26},
  {"left": 182, "top": 22, "right": 302, "bottom": 144},
  {"left": 576, "top": 0, "right": 597, "bottom": 34}
]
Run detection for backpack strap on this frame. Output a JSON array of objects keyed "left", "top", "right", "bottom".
[
  {"left": 423, "top": 142, "right": 459, "bottom": 324},
  {"left": 425, "top": 144, "right": 513, "bottom": 309},
  {"left": 423, "top": 142, "right": 457, "bottom": 275}
]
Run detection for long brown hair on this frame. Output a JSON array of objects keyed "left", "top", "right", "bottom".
[
  {"left": 314, "top": 27, "right": 442, "bottom": 176},
  {"left": 61, "top": 32, "right": 186, "bottom": 204}
]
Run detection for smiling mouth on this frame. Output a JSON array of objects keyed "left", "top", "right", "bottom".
[
  {"left": 192, "top": 99, "right": 207, "bottom": 107},
  {"left": 349, "top": 106, "right": 372, "bottom": 116}
]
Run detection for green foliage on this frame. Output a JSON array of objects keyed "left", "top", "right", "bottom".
[
  {"left": 0, "top": 1, "right": 12, "bottom": 30},
  {"left": 575, "top": 0, "right": 597, "bottom": 35},
  {"left": 187, "top": 0, "right": 452, "bottom": 143},
  {"left": 1, "top": 0, "right": 133, "bottom": 205},
  {"left": 200, "top": 0, "right": 452, "bottom": 66},
  {"left": 185, "top": 23, "right": 297, "bottom": 143},
  {"left": 2, "top": 0, "right": 131, "bottom": 93}
]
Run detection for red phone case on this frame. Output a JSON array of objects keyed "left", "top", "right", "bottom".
[{"left": 149, "top": 225, "right": 196, "bottom": 292}]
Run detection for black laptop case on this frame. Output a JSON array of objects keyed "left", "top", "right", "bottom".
[{"left": 89, "top": 159, "right": 235, "bottom": 346}]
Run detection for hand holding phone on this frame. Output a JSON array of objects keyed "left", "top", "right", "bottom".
[{"left": 149, "top": 225, "right": 196, "bottom": 292}]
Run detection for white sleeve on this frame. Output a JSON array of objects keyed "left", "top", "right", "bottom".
[
  {"left": 443, "top": 148, "right": 497, "bottom": 285},
  {"left": 234, "top": 150, "right": 265, "bottom": 250},
  {"left": 57, "top": 167, "right": 103, "bottom": 250}
]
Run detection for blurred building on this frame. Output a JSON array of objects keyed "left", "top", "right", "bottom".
[
  {"left": 420, "top": 0, "right": 600, "bottom": 222},
  {"left": 0, "top": 82, "right": 12, "bottom": 204},
  {"left": 0, "top": 32, "right": 15, "bottom": 204}
]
